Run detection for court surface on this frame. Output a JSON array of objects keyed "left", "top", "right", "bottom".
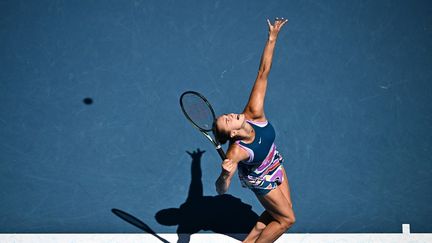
[{"left": 1, "top": 0, "right": 431, "bottom": 240}]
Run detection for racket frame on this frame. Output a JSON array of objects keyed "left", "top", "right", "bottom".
[{"left": 180, "top": 91, "right": 227, "bottom": 160}]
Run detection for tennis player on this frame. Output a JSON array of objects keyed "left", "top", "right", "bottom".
[{"left": 213, "top": 18, "right": 294, "bottom": 243}]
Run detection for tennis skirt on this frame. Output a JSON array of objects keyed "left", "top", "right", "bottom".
[{"left": 238, "top": 150, "right": 284, "bottom": 196}]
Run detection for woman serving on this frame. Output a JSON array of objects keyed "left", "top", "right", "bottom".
[{"left": 213, "top": 18, "right": 295, "bottom": 243}]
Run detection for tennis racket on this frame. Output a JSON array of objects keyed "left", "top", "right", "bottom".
[{"left": 180, "top": 91, "right": 227, "bottom": 160}]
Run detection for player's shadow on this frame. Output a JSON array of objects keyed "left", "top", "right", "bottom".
[
  {"left": 155, "top": 149, "right": 258, "bottom": 242},
  {"left": 112, "top": 149, "right": 258, "bottom": 243}
]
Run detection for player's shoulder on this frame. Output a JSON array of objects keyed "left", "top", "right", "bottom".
[
  {"left": 227, "top": 142, "right": 249, "bottom": 162},
  {"left": 243, "top": 112, "right": 267, "bottom": 123}
]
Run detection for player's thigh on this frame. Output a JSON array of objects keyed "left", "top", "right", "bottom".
[
  {"left": 256, "top": 186, "right": 294, "bottom": 222},
  {"left": 278, "top": 166, "right": 293, "bottom": 207}
]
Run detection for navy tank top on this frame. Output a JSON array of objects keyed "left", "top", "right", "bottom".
[{"left": 235, "top": 120, "right": 276, "bottom": 165}]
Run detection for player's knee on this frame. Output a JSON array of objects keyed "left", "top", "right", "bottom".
[
  {"left": 289, "top": 215, "right": 296, "bottom": 226},
  {"left": 280, "top": 215, "right": 295, "bottom": 230}
]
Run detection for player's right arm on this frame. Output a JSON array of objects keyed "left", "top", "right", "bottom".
[{"left": 215, "top": 144, "right": 248, "bottom": 195}]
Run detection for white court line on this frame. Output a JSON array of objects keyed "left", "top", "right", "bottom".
[
  {"left": 0, "top": 233, "right": 431, "bottom": 243},
  {"left": 1, "top": 225, "right": 431, "bottom": 243}
]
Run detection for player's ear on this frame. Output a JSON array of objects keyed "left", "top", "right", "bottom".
[{"left": 230, "top": 130, "right": 238, "bottom": 138}]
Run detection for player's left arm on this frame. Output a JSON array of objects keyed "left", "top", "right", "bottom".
[
  {"left": 243, "top": 18, "right": 288, "bottom": 121},
  {"left": 215, "top": 144, "right": 248, "bottom": 195}
]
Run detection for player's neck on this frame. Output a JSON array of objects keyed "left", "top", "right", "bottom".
[{"left": 237, "top": 123, "right": 255, "bottom": 143}]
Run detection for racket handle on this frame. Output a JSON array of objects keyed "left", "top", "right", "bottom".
[{"left": 216, "top": 146, "right": 227, "bottom": 160}]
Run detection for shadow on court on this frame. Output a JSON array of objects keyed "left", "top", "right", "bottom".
[
  {"left": 111, "top": 208, "right": 169, "bottom": 243},
  {"left": 112, "top": 149, "right": 258, "bottom": 243}
]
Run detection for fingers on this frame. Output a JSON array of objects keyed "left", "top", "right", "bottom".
[
  {"left": 275, "top": 17, "right": 287, "bottom": 25},
  {"left": 268, "top": 17, "right": 288, "bottom": 28},
  {"left": 186, "top": 149, "right": 206, "bottom": 156},
  {"left": 222, "top": 159, "right": 232, "bottom": 167},
  {"left": 280, "top": 18, "right": 288, "bottom": 27},
  {"left": 222, "top": 158, "right": 234, "bottom": 173},
  {"left": 196, "top": 148, "right": 205, "bottom": 154},
  {"left": 268, "top": 17, "right": 288, "bottom": 34}
]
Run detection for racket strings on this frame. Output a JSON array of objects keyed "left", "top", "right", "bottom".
[{"left": 181, "top": 93, "right": 215, "bottom": 131}]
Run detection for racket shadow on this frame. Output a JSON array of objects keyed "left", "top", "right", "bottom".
[
  {"left": 154, "top": 148, "right": 259, "bottom": 242},
  {"left": 111, "top": 208, "right": 169, "bottom": 243}
]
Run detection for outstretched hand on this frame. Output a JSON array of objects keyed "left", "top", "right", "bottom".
[
  {"left": 267, "top": 17, "right": 288, "bottom": 41},
  {"left": 186, "top": 148, "right": 206, "bottom": 160}
]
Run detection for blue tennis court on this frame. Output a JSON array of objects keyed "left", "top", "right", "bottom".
[{"left": 1, "top": 0, "right": 431, "bottom": 240}]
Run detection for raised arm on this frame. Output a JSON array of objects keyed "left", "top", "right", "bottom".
[{"left": 243, "top": 18, "right": 288, "bottom": 120}]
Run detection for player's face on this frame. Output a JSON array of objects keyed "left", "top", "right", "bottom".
[{"left": 216, "top": 113, "right": 245, "bottom": 134}]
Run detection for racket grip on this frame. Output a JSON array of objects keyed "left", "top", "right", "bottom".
[{"left": 216, "top": 146, "right": 227, "bottom": 160}]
